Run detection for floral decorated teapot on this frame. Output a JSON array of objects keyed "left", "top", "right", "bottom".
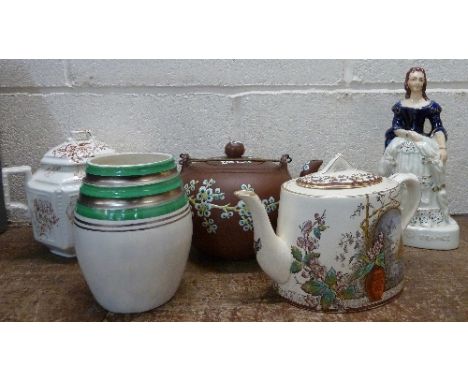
[
  {"left": 235, "top": 154, "right": 420, "bottom": 311},
  {"left": 2, "top": 130, "right": 113, "bottom": 257}
]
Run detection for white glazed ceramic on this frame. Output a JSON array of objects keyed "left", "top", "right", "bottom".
[
  {"left": 74, "top": 205, "right": 192, "bottom": 313},
  {"left": 235, "top": 154, "right": 421, "bottom": 311},
  {"left": 73, "top": 152, "right": 192, "bottom": 313},
  {"left": 380, "top": 136, "right": 459, "bottom": 250},
  {"left": 2, "top": 131, "right": 113, "bottom": 257}
]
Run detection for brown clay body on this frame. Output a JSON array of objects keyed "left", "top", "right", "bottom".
[{"left": 180, "top": 143, "right": 320, "bottom": 260}]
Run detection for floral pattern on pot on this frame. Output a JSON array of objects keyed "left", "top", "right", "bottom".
[
  {"left": 66, "top": 195, "right": 79, "bottom": 224},
  {"left": 253, "top": 238, "right": 262, "bottom": 254},
  {"left": 52, "top": 142, "right": 110, "bottom": 164},
  {"left": 44, "top": 166, "right": 62, "bottom": 177},
  {"left": 184, "top": 179, "right": 278, "bottom": 234},
  {"left": 32, "top": 198, "right": 59, "bottom": 237},
  {"left": 290, "top": 191, "right": 402, "bottom": 310}
]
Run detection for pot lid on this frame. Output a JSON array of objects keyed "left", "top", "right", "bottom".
[
  {"left": 296, "top": 154, "right": 382, "bottom": 189},
  {"left": 41, "top": 130, "right": 114, "bottom": 166}
]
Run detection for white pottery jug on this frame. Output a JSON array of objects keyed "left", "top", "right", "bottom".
[{"left": 74, "top": 152, "right": 192, "bottom": 313}]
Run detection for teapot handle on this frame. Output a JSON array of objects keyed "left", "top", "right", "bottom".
[
  {"left": 389, "top": 173, "right": 421, "bottom": 229},
  {"left": 299, "top": 160, "right": 323, "bottom": 177},
  {"left": 2, "top": 166, "right": 32, "bottom": 218}
]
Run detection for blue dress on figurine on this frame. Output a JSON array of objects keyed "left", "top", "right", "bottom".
[
  {"left": 379, "top": 67, "right": 459, "bottom": 250},
  {"left": 384, "top": 101, "right": 447, "bottom": 148}
]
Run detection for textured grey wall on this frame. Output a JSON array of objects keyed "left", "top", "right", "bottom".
[{"left": 1, "top": 59, "right": 467, "bottom": 221}]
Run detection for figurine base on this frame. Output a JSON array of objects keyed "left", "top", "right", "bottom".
[
  {"left": 49, "top": 247, "right": 76, "bottom": 258},
  {"left": 403, "top": 217, "right": 460, "bottom": 250}
]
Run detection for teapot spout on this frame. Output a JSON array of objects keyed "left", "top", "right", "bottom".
[{"left": 234, "top": 190, "right": 291, "bottom": 284}]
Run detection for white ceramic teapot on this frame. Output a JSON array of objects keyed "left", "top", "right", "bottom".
[
  {"left": 235, "top": 154, "right": 421, "bottom": 311},
  {"left": 2, "top": 130, "right": 113, "bottom": 257}
]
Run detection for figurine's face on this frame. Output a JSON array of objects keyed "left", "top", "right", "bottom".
[{"left": 407, "top": 71, "right": 425, "bottom": 93}]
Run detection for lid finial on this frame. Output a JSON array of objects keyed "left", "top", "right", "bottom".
[{"left": 224, "top": 141, "right": 245, "bottom": 158}]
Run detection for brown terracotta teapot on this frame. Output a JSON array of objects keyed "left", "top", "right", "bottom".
[{"left": 179, "top": 142, "right": 322, "bottom": 260}]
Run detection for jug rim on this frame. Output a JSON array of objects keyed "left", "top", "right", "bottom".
[{"left": 86, "top": 152, "right": 175, "bottom": 177}]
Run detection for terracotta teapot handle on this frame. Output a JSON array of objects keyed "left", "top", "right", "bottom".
[
  {"left": 179, "top": 153, "right": 191, "bottom": 167},
  {"left": 179, "top": 152, "right": 291, "bottom": 165},
  {"left": 390, "top": 173, "right": 421, "bottom": 229},
  {"left": 280, "top": 154, "right": 292, "bottom": 164},
  {"left": 299, "top": 160, "right": 323, "bottom": 176}
]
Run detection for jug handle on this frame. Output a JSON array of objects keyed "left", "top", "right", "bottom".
[
  {"left": 389, "top": 173, "right": 421, "bottom": 229},
  {"left": 2, "top": 166, "right": 32, "bottom": 217}
]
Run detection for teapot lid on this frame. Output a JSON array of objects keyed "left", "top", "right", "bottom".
[
  {"left": 296, "top": 154, "right": 382, "bottom": 189},
  {"left": 41, "top": 130, "right": 113, "bottom": 166}
]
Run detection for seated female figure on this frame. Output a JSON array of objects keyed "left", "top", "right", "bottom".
[{"left": 379, "top": 67, "right": 459, "bottom": 250}]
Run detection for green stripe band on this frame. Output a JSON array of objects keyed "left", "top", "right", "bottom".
[
  {"left": 80, "top": 176, "right": 182, "bottom": 199},
  {"left": 75, "top": 193, "right": 188, "bottom": 221},
  {"left": 86, "top": 158, "right": 176, "bottom": 177}
]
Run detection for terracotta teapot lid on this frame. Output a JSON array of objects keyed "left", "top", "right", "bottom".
[
  {"left": 41, "top": 130, "right": 113, "bottom": 166},
  {"left": 180, "top": 141, "right": 291, "bottom": 169},
  {"left": 296, "top": 154, "right": 382, "bottom": 189}
]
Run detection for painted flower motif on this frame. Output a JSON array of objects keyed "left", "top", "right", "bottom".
[
  {"left": 354, "top": 231, "right": 362, "bottom": 249},
  {"left": 202, "top": 218, "right": 218, "bottom": 234},
  {"left": 237, "top": 200, "right": 253, "bottom": 231},
  {"left": 184, "top": 180, "right": 197, "bottom": 195},
  {"left": 367, "top": 232, "right": 384, "bottom": 261},
  {"left": 376, "top": 193, "right": 384, "bottom": 204},
  {"left": 236, "top": 200, "right": 247, "bottom": 210},
  {"left": 351, "top": 203, "right": 365, "bottom": 217},
  {"left": 300, "top": 264, "right": 357, "bottom": 309},
  {"left": 194, "top": 200, "right": 211, "bottom": 218},
  {"left": 32, "top": 199, "right": 59, "bottom": 237},
  {"left": 52, "top": 142, "right": 109, "bottom": 163},
  {"left": 347, "top": 234, "right": 386, "bottom": 280},
  {"left": 262, "top": 197, "right": 277, "bottom": 213},
  {"left": 44, "top": 166, "right": 62, "bottom": 177},
  {"left": 313, "top": 213, "right": 326, "bottom": 226},
  {"left": 292, "top": 192, "right": 402, "bottom": 309},
  {"left": 196, "top": 185, "right": 214, "bottom": 203},
  {"left": 202, "top": 178, "right": 215, "bottom": 187},
  {"left": 253, "top": 238, "right": 262, "bottom": 254},
  {"left": 66, "top": 196, "right": 78, "bottom": 223},
  {"left": 309, "top": 262, "right": 327, "bottom": 280},
  {"left": 296, "top": 236, "right": 316, "bottom": 252},
  {"left": 301, "top": 220, "right": 314, "bottom": 235},
  {"left": 296, "top": 236, "right": 306, "bottom": 249},
  {"left": 212, "top": 188, "right": 225, "bottom": 201},
  {"left": 291, "top": 213, "right": 361, "bottom": 309},
  {"left": 220, "top": 210, "right": 234, "bottom": 219},
  {"left": 185, "top": 178, "right": 276, "bottom": 234}
]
